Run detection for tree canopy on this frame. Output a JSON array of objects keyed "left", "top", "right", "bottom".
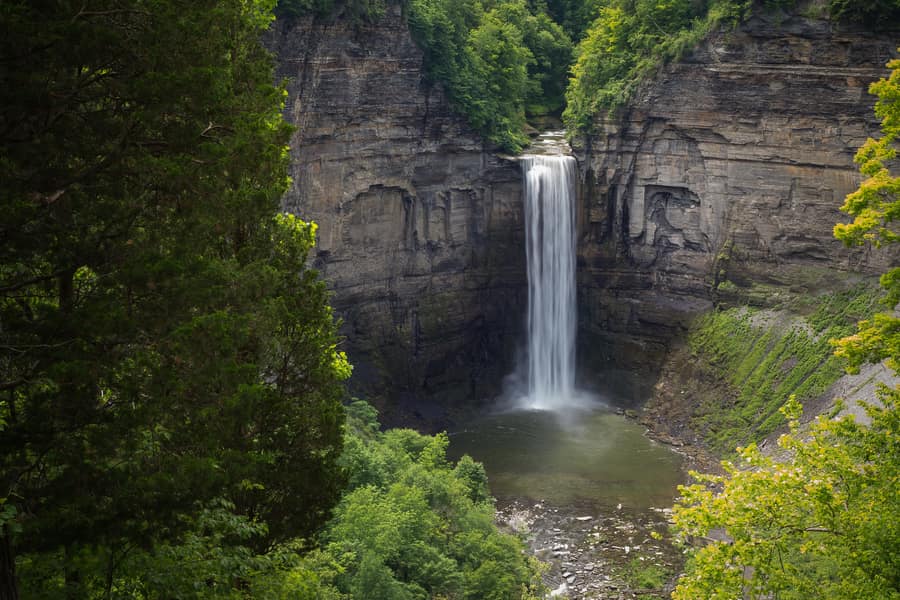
[
  {"left": 1, "top": 0, "right": 350, "bottom": 596},
  {"left": 408, "top": 0, "right": 573, "bottom": 152}
]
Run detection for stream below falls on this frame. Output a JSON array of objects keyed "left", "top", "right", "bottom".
[
  {"left": 449, "top": 404, "right": 687, "bottom": 599},
  {"left": 444, "top": 131, "right": 687, "bottom": 599}
]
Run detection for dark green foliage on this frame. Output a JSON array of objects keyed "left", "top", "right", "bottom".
[
  {"left": 1, "top": 0, "right": 350, "bottom": 594},
  {"left": 275, "top": 0, "right": 387, "bottom": 23},
  {"left": 829, "top": 0, "right": 900, "bottom": 25},
  {"left": 545, "top": 0, "right": 605, "bottom": 40},
  {"left": 408, "top": 0, "right": 574, "bottom": 152}
]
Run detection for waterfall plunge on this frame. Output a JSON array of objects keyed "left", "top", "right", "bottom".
[{"left": 521, "top": 153, "right": 577, "bottom": 411}]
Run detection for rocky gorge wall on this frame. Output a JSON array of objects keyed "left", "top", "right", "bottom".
[
  {"left": 576, "top": 9, "right": 899, "bottom": 399},
  {"left": 266, "top": 5, "right": 527, "bottom": 422},
  {"left": 268, "top": 3, "right": 899, "bottom": 416}
]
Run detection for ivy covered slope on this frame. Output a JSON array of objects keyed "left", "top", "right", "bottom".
[
  {"left": 670, "top": 53, "right": 900, "bottom": 600},
  {"left": 564, "top": 0, "right": 900, "bottom": 133},
  {"left": 685, "top": 286, "right": 881, "bottom": 454}
]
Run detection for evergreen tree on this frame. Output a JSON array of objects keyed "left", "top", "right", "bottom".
[{"left": 0, "top": 1, "right": 349, "bottom": 596}]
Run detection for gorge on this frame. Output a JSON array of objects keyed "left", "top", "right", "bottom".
[
  {"left": 270, "top": 3, "right": 898, "bottom": 421},
  {"left": 268, "top": 5, "right": 899, "bottom": 594},
  {"left": 7, "top": 1, "right": 898, "bottom": 597}
]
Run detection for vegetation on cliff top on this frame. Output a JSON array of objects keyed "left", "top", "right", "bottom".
[
  {"left": 277, "top": 0, "right": 899, "bottom": 148},
  {"left": 406, "top": 0, "right": 573, "bottom": 151},
  {"left": 564, "top": 0, "right": 900, "bottom": 134},
  {"left": 671, "top": 50, "right": 900, "bottom": 600}
]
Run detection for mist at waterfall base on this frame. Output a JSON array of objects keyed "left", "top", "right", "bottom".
[
  {"left": 499, "top": 138, "right": 599, "bottom": 414},
  {"left": 448, "top": 132, "right": 683, "bottom": 511}
]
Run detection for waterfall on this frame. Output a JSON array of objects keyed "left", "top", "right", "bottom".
[{"left": 521, "top": 151, "right": 577, "bottom": 410}]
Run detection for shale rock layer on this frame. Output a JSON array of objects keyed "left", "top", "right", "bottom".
[
  {"left": 267, "top": 5, "right": 526, "bottom": 418},
  {"left": 578, "top": 11, "right": 898, "bottom": 394}
]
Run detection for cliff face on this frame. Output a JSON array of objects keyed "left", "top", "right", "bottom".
[
  {"left": 577, "top": 11, "right": 898, "bottom": 391},
  {"left": 268, "top": 4, "right": 898, "bottom": 413},
  {"left": 267, "top": 6, "right": 526, "bottom": 419}
]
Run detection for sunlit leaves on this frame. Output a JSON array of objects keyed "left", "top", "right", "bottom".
[{"left": 673, "top": 392, "right": 900, "bottom": 599}]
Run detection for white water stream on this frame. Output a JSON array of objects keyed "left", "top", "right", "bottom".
[{"left": 520, "top": 132, "right": 577, "bottom": 410}]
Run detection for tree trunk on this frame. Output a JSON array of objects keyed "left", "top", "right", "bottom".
[{"left": 0, "top": 529, "right": 19, "bottom": 600}]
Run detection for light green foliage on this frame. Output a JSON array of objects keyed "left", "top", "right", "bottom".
[
  {"left": 688, "top": 284, "right": 879, "bottom": 453},
  {"left": 564, "top": 0, "right": 730, "bottom": 132},
  {"left": 833, "top": 54, "right": 900, "bottom": 374},
  {"left": 313, "top": 402, "right": 547, "bottom": 600},
  {"left": 1, "top": 0, "right": 348, "bottom": 595},
  {"left": 672, "top": 54, "right": 900, "bottom": 599},
  {"left": 673, "top": 392, "right": 900, "bottom": 599},
  {"left": 623, "top": 558, "right": 669, "bottom": 590}
]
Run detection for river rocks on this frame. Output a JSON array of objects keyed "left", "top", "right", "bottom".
[
  {"left": 498, "top": 500, "right": 681, "bottom": 599},
  {"left": 266, "top": 5, "right": 526, "bottom": 419},
  {"left": 577, "top": 9, "right": 899, "bottom": 383}
]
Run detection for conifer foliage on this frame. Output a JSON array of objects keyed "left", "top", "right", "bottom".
[{"left": 0, "top": 1, "right": 350, "bottom": 596}]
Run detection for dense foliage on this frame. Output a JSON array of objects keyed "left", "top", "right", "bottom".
[
  {"left": 0, "top": 0, "right": 350, "bottom": 596},
  {"left": 673, "top": 393, "right": 900, "bottom": 599},
  {"left": 408, "top": 0, "right": 573, "bottom": 151},
  {"left": 671, "top": 52, "right": 900, "bottom": 600},
  {"left": 308, "top": 401, "right": 546, "bottom": 600},
  {"left": 9, "top": 401, "right": 544, "bottom": 598}
]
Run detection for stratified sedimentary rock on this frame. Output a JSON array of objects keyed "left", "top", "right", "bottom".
[
  {"left": 577, "top": 11, "right": 898, "bottom": 391},
  {"left": 267, "top": 5, "right": 526, "bottom": 419}
]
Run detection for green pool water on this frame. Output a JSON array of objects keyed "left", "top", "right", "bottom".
[{"left": 449, "top": 407, "right": 684, "bottom": 511}]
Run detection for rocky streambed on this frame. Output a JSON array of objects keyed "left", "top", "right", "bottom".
[
  {"left": 449, "top": 406, "right": 687, "bottom": 599},
  {"left": 498, "top": 500, "right": 682, "bottom": 599}
]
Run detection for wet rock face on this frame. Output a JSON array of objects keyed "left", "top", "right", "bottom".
[
  {"left": 578, "top": 12, "right": 899, "bottom": 381},
  {"left": 267, "top": 6, "right": 526, "bottom": 419}
]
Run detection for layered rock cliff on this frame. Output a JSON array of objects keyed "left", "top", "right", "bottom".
[
  {"left": 267, "top": 5, "right": 526, "bottom": 421},
  {"left": 577, "top": 10, "right": 899, "bottom": 397},
  {"left": 268, "top": 3, "right": 898, "bottom": 415}
]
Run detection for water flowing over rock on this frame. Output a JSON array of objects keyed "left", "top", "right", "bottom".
[{"left": 521, "top": 150, "right": 577, "bottom": 410}]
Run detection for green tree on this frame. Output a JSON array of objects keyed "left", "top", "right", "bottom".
[
  {"left": 563, "top": 0, "right": 710, "bottom": 132},
  {"left": 833, "top": 54, "right": 900, "bottom": 373},
  {"left": 407, "top": 0, "right": 573, "bottom": 151},
  {"left": 462, "top": 8, "right": 534, "bottom": 151},
  {"left": 323, "top": 404, "right": 546, "bottom": 600},
  {"left": 0, "top": 0, "right": 349, "bottom": 596},
  {"left": 672, "top": 394, "right": 900, "bottom": 599},
  {"left": 671, "top": 52, "right": 900, "bottom": 600}
]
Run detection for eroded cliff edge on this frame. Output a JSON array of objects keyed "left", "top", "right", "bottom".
[
  {"left": 267, "top": 5, "right": 526, "bottom": 422},
  {"left": 576, "top": 9, "right": 899, "bottom": 400}
]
